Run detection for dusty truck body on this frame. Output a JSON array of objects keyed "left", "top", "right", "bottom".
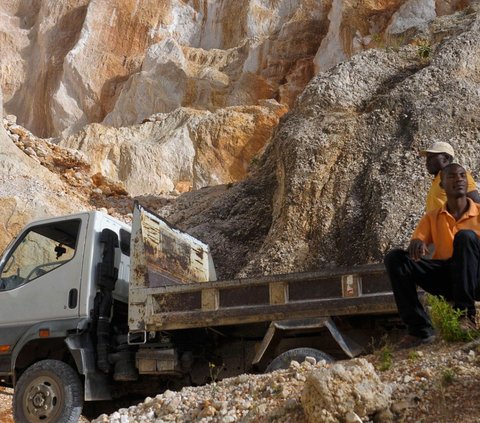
[{"left": 0, "top": 203, "right": 399, "bottom": 422}]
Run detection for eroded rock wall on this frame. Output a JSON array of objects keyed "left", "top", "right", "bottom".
[
  {"left": 1, "top": 0, "right": 471, "bottom": 138},
  {"left": 0, "top": 3, "right": 479, "bottom": 279},
  {"left": 0, "top": 119, "right": 91, "bottom": 252}
]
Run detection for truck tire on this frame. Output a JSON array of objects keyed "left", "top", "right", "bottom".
[
  {"left": 13, "top": 359, "right": 83, "bottom": 423},
  {"left": 265, "top": 347, "right": 334, "bottom": 372}
]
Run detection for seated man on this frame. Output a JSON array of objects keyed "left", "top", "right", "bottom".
[
  {"left": 421, "top": 141, "right": 480, "bottom": 212},
  {"left": 385, "top": 163, "right": 480, "bottom": 349}
]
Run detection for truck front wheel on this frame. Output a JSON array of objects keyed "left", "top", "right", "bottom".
[{"left": 13, "top": 359, "right": 83, "bottom": 423}]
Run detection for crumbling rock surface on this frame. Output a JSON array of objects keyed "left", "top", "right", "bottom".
[
  {"left": 2, "top": 7, "right": 480, "bottom": 282},
  {"left": 80, "top": 339, "right": 480, "bottom": 422},
  {"left": 0, "top": 114, "right": 96, "bottom": 252},
  {"left": 89, "top": 356, "right": 391, "bottom": 423}
]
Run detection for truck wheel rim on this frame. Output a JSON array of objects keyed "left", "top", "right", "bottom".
[{"left": 23, "top": 375, "right": 63, "bottom": 422}]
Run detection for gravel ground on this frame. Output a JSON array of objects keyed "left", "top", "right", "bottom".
[
  {"left": 2, "top": 338, "right": 478, "bottom": 423},
  {"left": 88, "top": 338, "right": 480, "bottom": 423}
]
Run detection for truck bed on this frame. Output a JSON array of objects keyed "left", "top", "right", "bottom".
[{"left": 128, "top": 204, "right": 397, "bottom": 332}]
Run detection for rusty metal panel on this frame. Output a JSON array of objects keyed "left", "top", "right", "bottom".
[
  {"left": 342, "top": 274, "right": 361, "bottom": 297},
  {"left": 130, "top": 233, "right": 395, "bottom": 333},
  {"left": 269, "top": 282, "right": 288, "bottom": 305},
  {"left": 137, "top": 203, "right": 216, "bottom": 286},
  {"left": 129, "top": 202, "right": 216, "bottom": 331},
  {"left": 153, "top": 292, "right": 202, "bottom": 313},
  {"left": 202, "top": 288, "right": 219, "bottom": 311},
  {"left": 219, "top": 285, "right": 269, "bottom": 308},
  {"left": 289, "top": 277, "right": 342, "bottom": 301},
  {"left": 145, "top": 293, "right": 398, "bottom": 331},
  {"left": 361, "top": 272, "right": 391, "bottom": 294}
]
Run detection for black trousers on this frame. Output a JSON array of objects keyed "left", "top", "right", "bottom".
[{"left": 384, "top": 230, "right": 480, "bottom": 338}]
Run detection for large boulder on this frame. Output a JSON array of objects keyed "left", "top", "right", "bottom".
[
  {"left": 60, "top": 101, "right": 287, "bottom": 195},
  {"left": 301, "top": 358, "right": 392, "bottom": 423}
]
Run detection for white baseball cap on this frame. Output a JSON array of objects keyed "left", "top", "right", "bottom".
[{"left": 420, "top": 141, "right": 455, "bottom": 158}]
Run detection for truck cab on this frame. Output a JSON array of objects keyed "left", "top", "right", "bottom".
[{"left": 0, "top": 211, "right": 131, "bottom": 422}]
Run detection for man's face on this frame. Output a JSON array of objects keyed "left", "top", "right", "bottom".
[
  {"left": 425, "top": 152, "right": 449, "bottom": 174},
  {"left": 441, "top": 165, "right": 467, "bottom": 198}
]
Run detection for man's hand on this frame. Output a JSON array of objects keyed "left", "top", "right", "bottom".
[{"left": 408, "top": 239, "right": 428, "bottom": 261}]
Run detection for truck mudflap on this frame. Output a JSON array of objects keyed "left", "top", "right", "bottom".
[
  {"left": 65, "top": 332, "right": 111, "bottom": 401},
  {"left": 252, "top": 317, "right": 364, "bottom": 368}
]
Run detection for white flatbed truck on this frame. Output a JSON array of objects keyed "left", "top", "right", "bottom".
[{"left": 0, "top": 202, "right": 398, "bottom": 422}]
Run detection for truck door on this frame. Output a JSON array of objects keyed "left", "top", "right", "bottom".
[{"left": 0, "top": 216, "right": 86, "bottom": 326}]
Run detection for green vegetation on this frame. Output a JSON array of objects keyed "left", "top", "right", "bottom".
[
  {"left": 440, "top": 367, "right": 455, "bottom": 386},
  {"left": 377, "top": 344, "right": 393, "bottom": 371},
  {"left": 427, "top": 294, "right": 478, "bottom": 342},
  {"left": 408, "top": 350, "right": 419, "bottom": 361},
  {"left": 416, "top": 40, "right": 432, "bottom": 59},
  {"left": 208, "top": 361, "right": 224, "bottom": 383}
]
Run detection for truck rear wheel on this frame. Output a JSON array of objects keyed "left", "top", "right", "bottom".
[
  {"left": 265, "top": 347, "right": 334, "bottom": 372},
  {"left": 13, "top": 359, "right": 83, "bottom": 423}
]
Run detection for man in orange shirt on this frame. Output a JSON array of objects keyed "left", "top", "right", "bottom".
[
  {"left": 385, "top": 163, "right": 480, "bottom": 349},
  {"left": 421, "top": 141, "right": 480, "bottom": 212}
]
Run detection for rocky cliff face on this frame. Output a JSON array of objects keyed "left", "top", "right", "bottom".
[
  {"left": 0, "top": 0, "right": 469, "bottom": 137},
  {"left": 0, "top": 119, "right": 91, "bottom": 252},
  {"left": 0, "top": 1, "right": 479, "bottom": 279},
  {"left": 60, "top": 100, "right": 287, "bottom": 195}
]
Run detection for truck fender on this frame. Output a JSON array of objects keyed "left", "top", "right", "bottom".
[
  {"left": 8, "top": 318, "right": 88, "bottom": 378},
  {"left": 252, "top": 317, "right": 364, "bottom": 367}
]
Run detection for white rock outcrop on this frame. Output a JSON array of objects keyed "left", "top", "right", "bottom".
[
  {"left": 386, "top": 0, "right": 437, "bottom": 34},
  {"left": 302, "top": 358, "right": 392, "bottom": 423},
  {"left": 61, "top": 101, "right": 287, "bottom": 195}
]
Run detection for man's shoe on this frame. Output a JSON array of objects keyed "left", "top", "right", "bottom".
[
  {"left": 458, "top": 316, "right": 477, "bottom": 332},
  {"left": 395, "top": 334, "right": 436, "bottom": 350}
]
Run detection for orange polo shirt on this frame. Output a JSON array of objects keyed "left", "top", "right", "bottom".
[
  {"left": 412, "top": 198, "right": 480, "bottom": 260},
  {"left": 425, "top": 172, "right": 477, "bottom": 212}
]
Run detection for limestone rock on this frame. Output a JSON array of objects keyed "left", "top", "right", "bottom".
[
  {"left": 301, "top": 358, "right": 392, "bottom": 423},
  {"left": 60, "top": 102, "right": 287, "bottom": 195},
  {"left": 0, "top": 0, "right": 326, "bottom": 137},
  {"left": 1, "top": 1, "right": 468, "bottom": 138},
  {"left": 386, "top": 0, "right": 436, "bottom": 34}
]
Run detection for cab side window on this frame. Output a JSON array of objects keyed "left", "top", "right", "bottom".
[{"left": 0, "top": 219, "right": 80, "bottom": 290}]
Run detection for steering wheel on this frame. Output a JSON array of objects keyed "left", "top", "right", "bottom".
[
  {"left": 24, "top": 261, "right": 67, "bottom": 282},
  {"left": 0, "top": 275, "right": 25, "bottom": 290}
]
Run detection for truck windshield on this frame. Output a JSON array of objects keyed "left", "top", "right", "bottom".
[{"left": 0, "top": 219, "right": 80, "bottom": 290}]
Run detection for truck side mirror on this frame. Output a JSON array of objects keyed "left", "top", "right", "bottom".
[{"left": 55, "top": 244, "right": 67, "bottom": 259}]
